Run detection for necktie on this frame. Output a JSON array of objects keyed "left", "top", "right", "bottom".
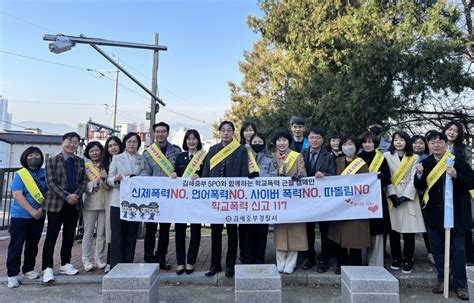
[
  {"left": 311, "top": 151, "right": 318, "bottom": 173},
  {"left": 219, "top": 158, "right": 226, "bottom": 177}
]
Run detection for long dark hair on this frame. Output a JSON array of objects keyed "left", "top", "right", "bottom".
[
  {"left": 239, "top": 121, "right": 257, "bottom": 144},
  {"left": 388, "top": 131, "right": 414, "bottom": 156},
  {"left": 101, "top": 136, "right": 123, "bottom": 172},
  {"left": 443, "top": 121, "right": 467, "bottom": 161}
]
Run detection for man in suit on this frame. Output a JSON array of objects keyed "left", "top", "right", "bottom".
[
  {"left": 302, "top": 127, "right": 336, "bottom": 272},
  {"left": 142, "top": 122, "right": 181, "bottom": 269},
  {"left": 202, "top": 121, "right": 249, "bottom": 278},
  {"left": 41, "top": 132, "right": 88, "bottom": 284},
  {"left": 414, "top": 131, "right": 473, "bottom": 300}
]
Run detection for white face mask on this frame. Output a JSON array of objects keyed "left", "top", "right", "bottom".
[{"left": 342, "top": 145, "right": 356, "bottom": 157}]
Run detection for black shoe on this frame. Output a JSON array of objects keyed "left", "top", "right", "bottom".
[
  {"left": 157, "top": 258, "right": 171, "bottom": 270},
  {"left": 316, "top": 261, "right": 329, "bottom": 273},
  {"left": 185, "top": 268, "right": 194, "bottom": 275},
  {"left": 401, "top": 260, "right": 413, "bottom": 274},
  {"left": 205, "top": 266, "right": 222, "bottom": 277},
  {"left": 335, "top": 268, "right": 341, "bottom": 275},
  {"left": 176, "top": 268, "right": 185, "bottom": 275},
  {"left": 390, "top": 260, "right": 401, "bottom": 271},
  {"left": 302, "top": 259, "right": 315, "bottom": 270},
  {"left": 225, "top": 267, "right": 235, "bottom": 278}
]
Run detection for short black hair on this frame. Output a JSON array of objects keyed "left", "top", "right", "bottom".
[
  {"left": 20, "top": 146, "right": 44, "bottom": 169},
  {"left": 153, "top": 122, "right": 170, "bottom": 132},
  {"left": 329, "top": 132, "right": 342, "bottom": 140},
  {"left": 366, "top": 117, "right": 383, "bottom": 127},
  {"left": 122, "top": 132, "right": 141, "bottom": 150},
  {"left": 359, "top": 131, "right": 380, "bottom": 148},
  {"left": 129, "top": 203, "right": 138, "bottom": 210},
  {"left": 250, "top": 132, "right": 266, "bottom": 146},
  {"left": 411, "top": 135, "right": 429, "bottom": 155},
  {"left": 239, "top": 121, "right": 257, "bottom": 144},
  {"left": 139, "top": 204, "right": 148, "bottom": 211},
  {"left": 218, "top": 120, "right": 235, "bottom": 131},
  {"left": 84, "top": 141, "right": 104, "bottom": 160},
  {"left": 272, "top": 129, "right": 293, "bottom": 145},
  {"left": 340, "top": 134, "right": 360, "bottom": 151},
  {"left": 290, "top": 116, "right": 305, "bottom": 126},
  {"left": 389, "top": 131, "right": 414, "bottom": 156},
  {"left": 183, "top": 129, "right": 203, "bottom": 151},
  {"left": 308, "top": 127, "right": 325, "bottom": 138},
  {"left": 121, "top": 201, "right": 129, "bottom": 207},
  {"left": 62, "top": 132, "right": 80, "bottom": 141},
  {"left": 426, "top": 131, "right": 448, "bottom": 143}
]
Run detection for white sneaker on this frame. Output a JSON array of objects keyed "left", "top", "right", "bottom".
[
  {"left": 428, "top": 253, "right": 435, "bottom": 265},
  {"left": 43, "top": 268, "right": 55, "bottom": 284},
  {"left": 95, "top": 261, "right": 107, "bottom": 270},
  {"left": 83, "top": 261, "right": 94, "bottom": 272},
  {"left": 22, "top": 270, "right": 40, "bottom": 280},
  {"left": 7, "top": 276, "right": 19, "bottom": 288},
  {"left": 283, "top": 266, "right": 295, "bottom": 274},
  {"left": 59, "top": 263, "right": 79, "bottom": 275},
  {"left": 104, "top": 264, "right": 110, "bottom": 273}
]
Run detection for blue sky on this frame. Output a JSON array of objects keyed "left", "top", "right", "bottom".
[{"left": 0, "top": 0, "right": 261, "bottom": 132}]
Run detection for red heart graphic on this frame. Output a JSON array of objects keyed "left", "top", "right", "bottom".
[{"left": 368, "top": 205, "right": 378, "bottom": 213}]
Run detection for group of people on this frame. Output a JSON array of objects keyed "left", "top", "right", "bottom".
[{"left": 5, "top": 117, "right": 474, "bottom": 300}]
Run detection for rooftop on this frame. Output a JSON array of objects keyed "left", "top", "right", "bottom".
[{"left": 0, "top": 132, "right": 63, "bottom": 145}]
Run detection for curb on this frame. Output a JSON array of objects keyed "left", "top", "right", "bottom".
[{"left": 0, "top": 269, "right": 437, "bottom": 289}]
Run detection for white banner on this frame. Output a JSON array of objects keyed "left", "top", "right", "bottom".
[{"left": 119, "top": 173, "right": 382, "bottom": 224}]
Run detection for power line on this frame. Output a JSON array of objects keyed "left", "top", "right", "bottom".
[
  {"left": 1, "top": 50, "right": 96, "bottom": 71},
  {"left": 0, "top": 10, "right": 57, "bottom": 33},
  {"left": 9, "top": 99, "right": 107, "bottom": 106}
]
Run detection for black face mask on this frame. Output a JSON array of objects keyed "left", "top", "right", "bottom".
[
  {"left": 251, "top": 144, "right": 265, "bottom": 153},
  {"left": 27, "top": 157, "right": 42, "bottom": 169},
  {"left": 369, "top": 127, "right": 382, "bottom": 136}
]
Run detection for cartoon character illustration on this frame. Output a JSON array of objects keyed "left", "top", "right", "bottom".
[
  {"left": 121, "top": 201, "right": 130, "bottom": 218},
  {"left": 128, "top": 203, "right": 139, "bottom": 219},
  {"left": 148, "top": 202, "right": 159, "bottom": 220},
  {"left": 138, "top": 204, "right": 149, "bottom": 220}
]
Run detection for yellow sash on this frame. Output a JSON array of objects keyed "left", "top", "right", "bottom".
[
  {"left": 341, "top": 158, "right": 366, "bottom": 176},
  {"left": 210, "top": 140, "right": 240, "bottom": 171},
  {"left": 182, "top": 150, "right": 207, "bottom": 178},
  {"left": 146, "top": 143, "right": 175, "bottom": 177},
  {"left": 85, "top": 162, "right": 100, "bottom": 181},
  {"left": 17, "top": 168, "right": 44, "bottom": 205},
  {"left": 248, "top": 151, "right": 260, "bottom": 173},
  {"left": 369, "top": 150, "right": 384, "bottom": 173},
  {"left": 422, "top": 151, "right": 455, "bottom": 205},
  {"left": 278, "top": 151, "right": 299, "bottom": 175},
  {"left": 470, "top": 190, "right": 474, "bottom": 199},
  {"left": 391, "top": 155, "right": 416, "bottom": 187}
]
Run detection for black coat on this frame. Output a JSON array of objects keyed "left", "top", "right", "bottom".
[
  {"left": 202, "top": 142, "right": 249, "bottom": 177},
  {"left": 414, "top": 154, "right": 474, "bottom": 233},
  {"left": 359, "top": 151, "right": 392, "bottom": 235},
  {"left": 174, "top": 152, "right": 204, "bottom": 177},
  {"left": 302, "top": 148, "right": 336, "bottom": 176}
]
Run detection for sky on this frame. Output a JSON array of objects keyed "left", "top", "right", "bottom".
[{"left": 0, "top": 0, "right": 261, "bottom": 134}]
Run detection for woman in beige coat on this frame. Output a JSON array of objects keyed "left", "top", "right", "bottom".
[
  {"left": 272, "top": 130, "right": 308, "bottom": 274},
  {"left": 328, "top": 135, "right": 370, "bottom": 274},
  {"left": 81, "top": 142, "right": 107, "bottom": 272},
  {"left": 383, "top": 131, "right": 425, "bottom": 274}
]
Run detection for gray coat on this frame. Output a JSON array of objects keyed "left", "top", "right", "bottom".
[
  {"left": 254, "top": 150, "right": 278, "bottom": 177},
  {"left": 143, "top": 141, "right": 181, "bottom": 177}
]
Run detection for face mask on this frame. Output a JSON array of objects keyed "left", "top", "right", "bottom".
[
  {"left": 27, "top": 157, "right": 42, "bottom": 168},
  {"left": 369, "top": 126, "right": 382, "bottom": 136},
  {"left": 251, "top": 144, "right": 265, "bottom": 153},
  {"left": 342, "top": 145, "right": 356, "bottom": 157}
]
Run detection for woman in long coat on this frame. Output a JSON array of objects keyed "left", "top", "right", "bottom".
[
  {"left": 383, "top": 131, "right": 425, "bottom": 274},
  {"left": 272, "top": 129, "right": 308, "bottom": 274},
  {"left": 328, "top": 135, "right": 370, "bottom": 274}
]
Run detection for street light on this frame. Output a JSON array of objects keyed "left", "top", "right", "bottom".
[{"left": 48, "top": 35, "right": 75, "bottom": 54}]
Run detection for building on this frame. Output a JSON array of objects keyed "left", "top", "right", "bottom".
[
  {"left": 171, "top": 127, "right": 187, "bottom": 147},
  {"left": 0, "top": 132, "right": 63, "bottom": 168},
  {"left": 0, "top": 97, "right": 12, "bottom": 132}
]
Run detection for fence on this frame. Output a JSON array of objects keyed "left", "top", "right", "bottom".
[{"left": 0, "top": 168, "right": 19, "bottom": 230}]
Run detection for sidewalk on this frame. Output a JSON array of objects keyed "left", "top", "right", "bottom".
[{"left": 0, "top": 228, "right": 439, "bottom": 288}]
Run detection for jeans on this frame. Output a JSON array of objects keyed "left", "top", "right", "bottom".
[{"left": 426, "top": 226, "right": 467, "bottom": 288}]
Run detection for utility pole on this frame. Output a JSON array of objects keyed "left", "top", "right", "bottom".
[
  {"left": 149, "top": 33, "right": 160, "bottom": 145},
  {"left": 112, "top": 67, "right": 119, "bottom": 130}
]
